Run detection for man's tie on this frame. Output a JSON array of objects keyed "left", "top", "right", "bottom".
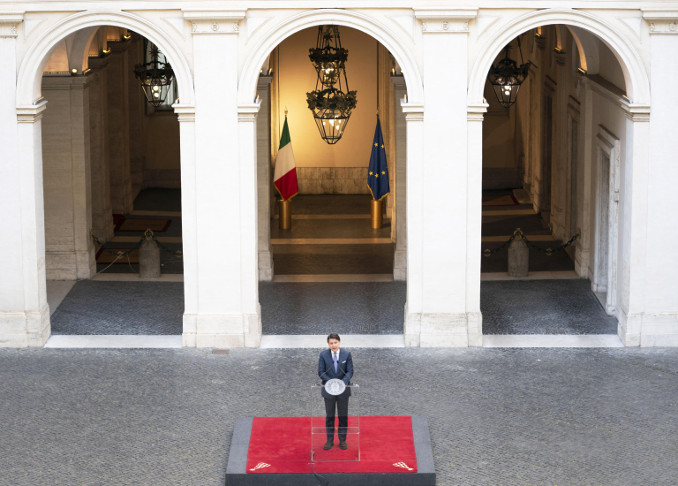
[{"left": 333, "top": 353, "right": 338, "bottom": 373}]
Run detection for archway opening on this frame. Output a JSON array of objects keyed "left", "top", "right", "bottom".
[
  {"left": 40, "top": 26, "right": 185, "bottom": 340},
  {"left": 479, "top": 24, "right": 625, "bottom": 337},
  {"left": 255, "top": 25, "right": 409, "bottom": 339}
]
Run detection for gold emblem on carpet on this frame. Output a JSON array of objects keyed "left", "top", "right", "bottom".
[
  {"left": 249, "top": 462, "right": 271, "bottom": 472},
  {"left": 393, "top": 461, "right": 414, "bottom": 471}
]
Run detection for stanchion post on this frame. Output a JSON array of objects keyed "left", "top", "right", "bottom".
[
  {"left": 279, "top": 199, "right": 292, "bottom": 230},
  {"left": 370, "top": 199, "right": 383, "bottom": 229}
]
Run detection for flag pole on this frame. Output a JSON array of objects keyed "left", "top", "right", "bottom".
[
  {"left": 278, "top": 107, "right": 293, "bottom": 230},
  {"left": 370, "top": 199, "right": 383, "bottom": 229},
  {"left": 279, "top": 199, "right": 292, "bottom": 230},
  {"left": 370, "top": 110, "right": 384, "bottom": 229}
]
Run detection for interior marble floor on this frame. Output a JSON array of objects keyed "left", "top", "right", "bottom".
[{"left": 271, "top": 194, "right": 394, "bottom": 276}]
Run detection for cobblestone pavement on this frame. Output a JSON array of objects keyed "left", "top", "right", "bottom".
[{"left": 1, "top": 347, "right": 677, "bottom": 485}]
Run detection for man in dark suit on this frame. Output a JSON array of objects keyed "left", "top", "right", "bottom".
[{"left": 317, "top": 333, "right": 354, "bottom": 450}]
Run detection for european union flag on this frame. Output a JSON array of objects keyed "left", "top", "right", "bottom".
[{"left": 367, "top": 116, "right": 390, "bottom": 201}]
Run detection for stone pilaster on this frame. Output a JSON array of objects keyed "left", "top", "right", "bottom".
[
  {"left": 617, "top": 103, "right": 650, "bottom": 347},
  {"left": 391, "top": 75, "right": 407, "bottom": 281},
  {"left": 0, "top": 12, "right": 49, "bottom": 347},
  {"left": 257, "top": 75, "right": 274, "bottom": 281},
  {"left": 174, "top": 104, "right": 198, "bottom": 346},
  {"left": 11, "top": 101, "right": 51, "bottom": 347},
  {"left": 41, "top": 75, "right": 96, "bottom": 280},
  {"left": 411, "top": 9, "right": 477, "bottom": 347},
  {"left": 402, "top": 103, "right": 424, "bottom": 347},
  {"left": 467, "top": 103, "right": 488, "bottom": 347},
  {"left": 106, "top": 41, "right": 133, "bottom": 214},
  {"left": 635, "top": 10, "right": 678, "bottom": 345},
  {"left": 239, "top": 102, "right": 262, "bottom": 348},
  {"left": 182, "top": 9, "right": 256, "bottom": 348},
  {"left": 86, "top": 59, "right": 114, "bottom": 243},
  {"left": 126, "top": 38, "right": 146, "bottom": 199}
]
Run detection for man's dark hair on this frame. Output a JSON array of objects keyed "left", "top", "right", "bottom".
[{"left": 327, "top": 333, "right": 341, "bottom": 342}]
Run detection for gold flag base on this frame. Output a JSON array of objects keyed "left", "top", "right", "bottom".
[
  {"left": 370, "top": 199, "right": 383, "bottom": 229},
  {"left": 279, "top": 199, "right": 292, "bottom": 230}
]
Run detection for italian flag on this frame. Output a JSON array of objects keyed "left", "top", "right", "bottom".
[{"left": 273, "top": 116, "right": 299, "bottom": 201}]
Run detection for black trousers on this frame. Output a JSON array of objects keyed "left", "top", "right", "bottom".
[{"left": 324, "top": 394, "right": 349, "bottom": 441}]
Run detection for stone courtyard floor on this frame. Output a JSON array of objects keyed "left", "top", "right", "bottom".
[{"left": 1, "top": 346, "right": 677, "bottom": 485}]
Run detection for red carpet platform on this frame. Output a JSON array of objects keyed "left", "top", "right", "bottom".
[{"left": 226, "top": 415, "right": 435, "bottom": 485}]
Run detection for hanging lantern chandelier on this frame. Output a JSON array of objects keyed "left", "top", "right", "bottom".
[
  {"left": 488, "top": 38, "right": 531, "bottom": 109},
  {"left": 306, "top": 25, "right": 357, "bottom": 144},
  {"left": 133, "top": 42, "right": 175, "bottom": 107}
]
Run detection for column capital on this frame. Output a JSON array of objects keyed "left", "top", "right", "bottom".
[
  {"left": 621, "top": 102, "right": 651, "bottom": 122},
  {"left": 183, "top": 9, "right": 246, "bottom": 35},
  {"left": 401, "top": 102, "right": 424, "bottom": 121},
  {"left": 643, "top": 10, "right": 678, "bottom": 34},
  {"left": 414, "top": 9, "right": 477, "bottom": 33},
  {"left": 257, "top": 73, "right": 273, "bottom": 89},
  {"left": 16, "top": 100, "right": 47, "bottom": 123},
  {"left": 467, "top": 102, "right": 488, "bottom": 121},
  {"left": 173, "top": 103, "right": 196, "bottom": 123},
  {"left": 41, "top": 75, "right": 90, "bottom": 90},
  {"left": 0, "top": 12, "right": 23, "bottom": 37},
  {"left": 391, "top": 73, "right": 406, "bottom": 89},
  {"left": 238, "top": 102, "right": 261, "bottom": 122}
]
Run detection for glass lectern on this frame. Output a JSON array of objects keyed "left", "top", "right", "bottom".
[{"left": 310, "top": 383, "right": 360, "bottom": 463}]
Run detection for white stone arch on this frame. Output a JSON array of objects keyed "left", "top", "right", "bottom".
[
  {"left": 239, "top": 9, "right": 420, "bottom": 337},
  {"left": 466, "top": 8, "right": 651, "bottom": 347},
  {"left": 238, "top": 8, "right": 423, "bottom": 105},
  {"left": 11, "top": 9, "right": 198, "bottom": 347},
  {"left": 17, "top": 10, "right": 194, "bottom": 106},
  {"left": 468, "top": 9, "right": 650, "bottom": 105}
]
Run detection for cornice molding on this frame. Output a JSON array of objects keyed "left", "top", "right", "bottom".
[
  {"left": 401, "top": 102, "right": 424, "bottom": 121},
  {"left": 467, "top": 102, "right": 489, "bottom": 121},
  {"left": 0, "top": 12, "right": 23, "bottom": 38},
  {"left": 238, "top": 102, "right": 261, "bottom": 122},
  {"left": 643, "top": 10, "right": 678, "bottom": 34},
  {"left": 17, "top": 100, "right": 48, "bottom": 123},
  {"left": 173, "top": 103, "right": 196, "bottom": 123},
  {"left": 183, "top": 9, "right": 246, "bottom": 35},
  {"left": 621, "top": 101, "right": 650, "bottom": 122},
  {"left": 414, "top": 8, "right": 477, "bottom": 33}
]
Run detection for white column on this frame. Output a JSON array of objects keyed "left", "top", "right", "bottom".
[
  {"left": 618, "top": 105, "right": 650, "bottom": 347},
  {"left": 12, "top": 101, "right": 51, "bottom": 347},
  {"left": 174, "top": 104, "right": 199, "bottom": 346},
  {"left": 256, "top": 75, "right": 274, "bottom": 281},
  {"left": 0, "top": 14, "right": 50, "bottom": 347},
  {"left": 183, "top": 10, "right": 252, "bottom": 348},
  {"left": 638, "top": 12, "right": 678, "bottom": 346},
  {"left": 402, "top": 104, "right": 424, "bottom": 346},
  {"left": 412, "top": 9, "right": 477, "bottom": 347},
  {"left": 466, "top": 103, "right": 487, "bottom": 346},
  {"left": 239, "top": 103, "right": 262, "bottom": 347},
  {"left": 392, "top": 75, "right": 407, "bottom": 281}
]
